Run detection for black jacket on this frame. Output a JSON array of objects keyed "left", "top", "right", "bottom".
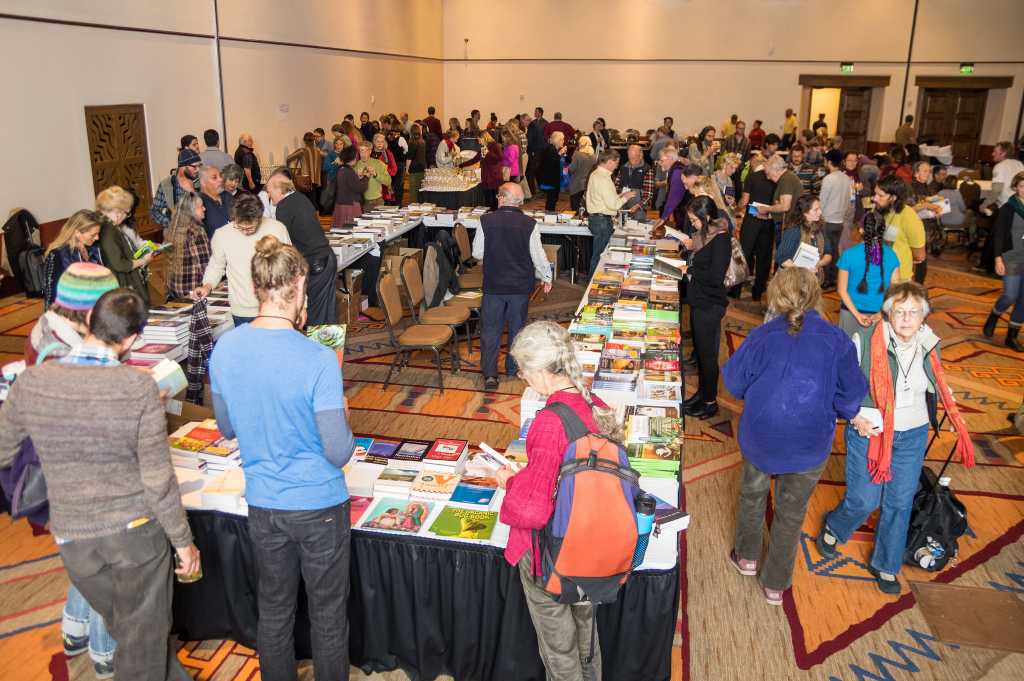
[
  {"left": 993, "top": 200, "right": 1023, "bottom": 258},
  {"left": 538, "top": 145, "right": 563, "bottom": 189},
  {"left": 274, "top": 192, "right": 331, "bottom": 263},
  {"left": 687, "top": 232, "right": 731, "bottom": 309}
]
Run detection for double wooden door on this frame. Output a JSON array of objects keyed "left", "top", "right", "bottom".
[
  {"left": 84, "top": 104, "right": 159, "bottom": 239},
  {"left": 917, "top": 89, "right": 987, "bottom": 167},
  {"left": 836, "top": 88, "right": 872, "bottom": 153}
]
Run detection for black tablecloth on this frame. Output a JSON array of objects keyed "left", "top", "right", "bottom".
[
  {"left": 173, "top": 511, "right": 679, "bottom": 681},
  {"left": 419, "top": 185, "right": 487, "bottom": 209}
]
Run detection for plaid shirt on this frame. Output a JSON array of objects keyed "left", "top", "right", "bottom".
[
  {"left": 150, "top": 178, "right": 191, "bottom": 229},
  {"left": 59, "top": 344, "right": 120, "bottom": 367},
  {"left": 615, "top": 163, "right": 656, "bottom": 211},
  {"left": 168, "top": 222, "right": 212, "bottom": 299},
  {"left": 185, "top": 299, "right": 213, "bottom": 405}
]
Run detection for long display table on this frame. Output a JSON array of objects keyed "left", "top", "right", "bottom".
[{"left": 172, "top": 510, "right": 679, "bottom": 681}]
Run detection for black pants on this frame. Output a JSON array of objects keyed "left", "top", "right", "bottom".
[
  {"left": 481, "top": 292, "right": 530, "bottom": 378},
  {"left": 740, "top": 215, "right": 774, "bottom": 300},
  {"left": 526, "top": 152, "right": 542, "bottom": 194},
  {"left": 306, "top": 250, "right": 339, "bottom": 326},
  {"left": 545, "top": 189, "right": 560, "bottom": 211},
  {"left": 914, "top": 260, "right": 927, "bottom": 285},
  {"left": 484, "top": 188, "right": 498, "bottom": 210},
  {"left": 690, "top": 303, "right": 726, "bottom": 402},
  {"left": 58, "top": 521, "right": 190, "bottom": 681},
  {"left": 249, "top": 502, "right": 351, "bottom": 681},
  {"left": 822, "top": 222, "right": 844, "bottom": 287},
  {"left": 354, "top": 252, "right": 382, "bottom": 307},
  {"left": 570, "top": 191, "right": 584, "bottom": 213},
  {"left": 390, "top": 166, "right": 405, "bottom": 206}
]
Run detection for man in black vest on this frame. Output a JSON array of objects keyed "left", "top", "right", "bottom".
[
  {"left": 472, "top": 183, "right": 553, "bottom": 391},
  {"left": 266, "top": 171, "right": 338, "bottom": 326}
]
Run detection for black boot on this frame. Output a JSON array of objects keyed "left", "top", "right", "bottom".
[
  {"left": 683, "top": 392, "right": 703, "bottom": 408},
  {"left": 1007, "top": 326, "right": 1024, "bottom": 353},
  {"left": 983, "top": 311, "right": 1000, "bottom": 338}
]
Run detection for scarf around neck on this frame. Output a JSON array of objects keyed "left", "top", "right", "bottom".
[{"left": 866, "top": 322, "right": 974, "bottom": 482}]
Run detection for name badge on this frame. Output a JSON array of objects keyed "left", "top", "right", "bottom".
[{"left": 895, "top": 384, "right": 915, "bottom": 409}]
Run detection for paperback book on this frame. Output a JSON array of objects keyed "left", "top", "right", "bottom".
[
  {"left": 428, "top": 506, "right": 499, "bottom": 541},
  {"left": 358, "top": 497, "right": 434, "bottom": 534}
]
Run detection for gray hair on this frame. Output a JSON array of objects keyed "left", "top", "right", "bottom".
[
  {"left": 598, "top": 150, "right": 620, "bottom": 165},
  {"left": 497, "top": 184, "right": 524, "bottom": 206},
  {"left": 659, "top": 147, "right": 679, "bottom": 162},
  {"left": 549, "top": 131, "right": 565, "bottom": 146},
  {"left": 198, "top": 164, "right": 220, "bottom": 180},
  {"left": 881, "top": 281, "right": 931, "bottom": 318},
  {"left": 222, "top": 163, "right": 244, "bottom": 183},
  {"left": 766, "top": 155, "right": 788, "bottom": 175},
  {"left": 510, "top": 321, "right": 623, "bottom": 441}
]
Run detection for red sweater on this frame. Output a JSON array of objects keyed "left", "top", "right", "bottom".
[{"left": 500, "top": 389, "right": 608, "bottom": 574}]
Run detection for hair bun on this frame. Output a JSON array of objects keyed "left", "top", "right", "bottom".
[{"left": 254, "top": 234, "right": 282, "bottom": 258}]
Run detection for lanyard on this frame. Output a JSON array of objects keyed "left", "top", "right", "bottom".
[{"left": 892, "top": 339, "right": 919, "bottom": 388}]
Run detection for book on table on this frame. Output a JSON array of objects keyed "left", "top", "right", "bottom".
[
  {"left": 358, "top": 497, "right": 434, "bottom": 534},
  {"left": 448, "top": 475, "right": 499, "bottom": 508},
  {"left": 423, "top": 438, "right": 469, "bottom": 470},
  {"left": 373, "top": 467, "right": 420, "bottom": 498},
  {"left": 352, "top": 437, "right": 374, "bottom": 459},
  {"left": 410, "top": 470, "right": 462, "bottom": 500},
  {"left": 349, "top": 495, "right": 374, "bottom": 525},
  {"left": 428, "top": 505, "right": 499, "bottom": 542},
  {"left": 390, "top": 439, "right": 431, "bottom": 467},
  {"left": 342, "top": 461, "right": 382, "bottom": 498}
]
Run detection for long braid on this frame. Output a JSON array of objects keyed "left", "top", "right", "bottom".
[
  {"left": 858, "top": 211, "right": 885, "bottom": 295},
  {"left": 559, "top": 338, "right": 624, "bottom": 443}
]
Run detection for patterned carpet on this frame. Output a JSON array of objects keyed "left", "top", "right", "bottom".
[{"left": 1, "top": 248, "right": 1022, "bottom": 680}]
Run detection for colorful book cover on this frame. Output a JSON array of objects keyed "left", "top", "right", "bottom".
[
  {"left": 349, "top": 496, "right": 374, "bottom": 525},
  {"left": 411, "top": 471, "right": 461, "bottom": 497},
  {"left": 393, "top": 439, "right": 431, "bottom": 464},
  {"left": 359, "top": 497, "right": 434, "bottom": 533},
  {"left": 169, "top": 425, "right": 223, "bottom": 452},
  {"left": 353, "top": 437, "right": 374, "bottom": 458},
  {"left": 449, "top": 478, "right": 498, "bottom": 507},
  {"left": 367, "top": 439, "right": 400, "bottom": 459},
  {"left": 425, "top": 439, "right": 468, "bottom": 462},
  {"left": 428, "top": 506, "right": 499, "bottom": 540}
]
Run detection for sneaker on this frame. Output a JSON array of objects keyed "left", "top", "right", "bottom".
[
  {"left": 483, "top": 376, "right": 500, "bottom": 391},
  {"left": 728, "top": 549, "right": 757, "bottom": 576},
  {"left": 62, "top": 632, "right": 89, "bottom": 658},
  {"left": 815, "top": 518, "right": 838, "bottom": 559},
  {"left": 868, "top": 567, "right": 901, "bottom": 595},
  {"left": 763, "top": 586, "right": 784, "bottom": 606},
  {"left": 93, "top": 659, "right": 114, "bottom": 680}
]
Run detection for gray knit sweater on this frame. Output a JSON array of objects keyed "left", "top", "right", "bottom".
[{"left": 0, "top": 364, "right": 192, "bottom": 547}]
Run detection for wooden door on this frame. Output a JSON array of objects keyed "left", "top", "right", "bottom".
[
  {"left": 836, "top": 87, "right": 872, "bottom": 153},
  {"left": 917, "top": 89, "right": 987, "bottom": 167},
  {"left": 84, "top": 104, "right": 159, "bottom": 239}
]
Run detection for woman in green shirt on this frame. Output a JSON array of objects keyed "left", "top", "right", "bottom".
[
  {"left": 354, "top": 141, "right": 391, "bottom": 210},
  {"left": 95, "top": 186, "right": 151, "bottom": 305}
]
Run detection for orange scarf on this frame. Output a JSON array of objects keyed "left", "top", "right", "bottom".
[{"left": 867, "top": 324, "right": 975, "bottom": 483}]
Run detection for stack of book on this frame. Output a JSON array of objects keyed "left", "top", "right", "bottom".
[
  {"left": 410, "top": 470, "right": 462, "bottom": 501},
  {"left": 168, "top": 420, "right": 240, "bottom": 475},
  {"left": 422, "top": 439, "right": 470, "bottom": 471},
  {"left": 142, "top": 315, "right": 189, "bottom": 345}
]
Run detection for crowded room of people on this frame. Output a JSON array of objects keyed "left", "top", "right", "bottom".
[{"left": 2, "top": 2, "right": 1024, "bottom": 680}]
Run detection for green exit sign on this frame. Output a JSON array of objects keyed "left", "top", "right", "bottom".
[
  {"left": 960, "top": 63, "right": 974, "bottom": 75},
  {"left": 840, "top": 62, "right": 854, "bottom": 74}
]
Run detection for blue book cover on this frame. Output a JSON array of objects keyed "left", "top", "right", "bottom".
[
  {"left": 367, "top": 439, "right": 400, "bottom": 458},
  {"left": 353, "top": 437, "right": 374, "bottom": 458},
  {"left": 449, "top": 476, "right": 498, "bottom": 507}
]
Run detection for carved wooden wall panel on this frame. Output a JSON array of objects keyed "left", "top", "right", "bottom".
[{"left": 84, "top": 104, "right": 159, "bottom": 238}]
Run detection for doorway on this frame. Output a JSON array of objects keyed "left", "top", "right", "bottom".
[
  {"left": 798, "top": 75, "right": 890, "bottom": 154},
  {"left": 83, "top": 104, "right": 158, "bottom": 239},
  {"left": 917, "top": 89, "right": 986, "bottom": 167}
]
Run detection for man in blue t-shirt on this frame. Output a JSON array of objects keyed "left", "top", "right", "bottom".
[{"left": 210, "top": 239, "right": 355, "bottom": 681}]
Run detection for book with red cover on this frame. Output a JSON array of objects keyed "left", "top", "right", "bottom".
[
  {"left": 424, "top": 439, "right": 468, "bottom": 464},
  {"left": 350, "top": 496, "right": 374, "bottom": 525}
]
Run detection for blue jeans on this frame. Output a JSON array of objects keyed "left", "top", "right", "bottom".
[
  {"left": 825, "top": 423, "right": 929, "bottom": 575},
  {"left": 994, "top": 273, "right": 1024, "bottom": 325},
  {"left": 63, "top": 584, "right": 116, "bottom": 663},
  {"left": 480, "top": 293, "right": 530, "bottom": 378},
  {"left": 588, "top": 214, "right": 614, "bottom": 277}
]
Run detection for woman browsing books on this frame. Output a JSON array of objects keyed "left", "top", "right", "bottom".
[
  {"left": 495, "top": 321, "right": 621, "bottom": 681},
  {"left": 209, "top": 235, "right": 356, "bottom": 681}
]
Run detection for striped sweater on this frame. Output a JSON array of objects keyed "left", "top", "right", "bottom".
[{"left": 0, "top": 364, "right": 192, "bottom": 547}]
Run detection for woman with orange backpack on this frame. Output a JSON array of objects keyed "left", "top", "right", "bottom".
[{"left": 496, "top": 321, "right": 633, "bottom": 681}]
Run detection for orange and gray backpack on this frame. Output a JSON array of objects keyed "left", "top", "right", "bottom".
[{"left": 534, "top": 402, "right": 641, "bottom": 605}]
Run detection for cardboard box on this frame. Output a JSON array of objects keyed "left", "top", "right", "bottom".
[
  {"left": 542, "top": 243, "right": 561, "bottom": 280},
  {"left": 335, "top": 290, "right": 360, "bottom": 327},
  {"left": 385, "top": 247, "right": 424, "bottom": 277},
  {"left": 341, "top": 269, "right": 363, "bottom": 297}
]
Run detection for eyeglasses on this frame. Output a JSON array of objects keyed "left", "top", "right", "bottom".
[{"left": 890, "top": 308, "right": 924, "bottom": 320}]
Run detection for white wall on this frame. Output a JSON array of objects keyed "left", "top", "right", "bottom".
[
  {"left": 0, "top": 19, "right": 221, "bottom": 223},
  {"left": 220, "top": 42, "right": 443, "bottom": 168}
]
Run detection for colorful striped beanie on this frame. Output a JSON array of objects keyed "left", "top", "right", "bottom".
[{"left": 54, "top": 262, "right": 119, "bottom": 311}]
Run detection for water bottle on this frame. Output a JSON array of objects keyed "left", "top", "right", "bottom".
[{"left": 632, "top": 493, "right": 657, "bottom": 569}]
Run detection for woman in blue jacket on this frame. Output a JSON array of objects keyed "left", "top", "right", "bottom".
[{"left": 723, "top": 267, "right": 868, "bottom": 605}]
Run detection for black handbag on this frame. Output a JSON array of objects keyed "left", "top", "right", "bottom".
[{"left": 9, "top": 440, "right": 48, "bottom": 520}]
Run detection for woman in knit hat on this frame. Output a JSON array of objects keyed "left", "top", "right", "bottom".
[
  {"left": 42, "top": 210, "right": 105, "bottom": 308},
  {"left": 25, "top": 262, "right": 119, "bottom": 365}
]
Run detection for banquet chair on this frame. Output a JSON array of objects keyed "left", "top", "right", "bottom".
[
  {"left": 453, "top": 223, "right": 484, "bottom": 290},
  {"left": 399, "top": 255, "right": 475, "bottom": 354},
  {"left": 377, "top": 271, "right": 459, "bottom": 392}
]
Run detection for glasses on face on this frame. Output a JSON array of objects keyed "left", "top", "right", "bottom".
[{"left": 891, "top": 308, "right": 924, "bottom": 320}]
